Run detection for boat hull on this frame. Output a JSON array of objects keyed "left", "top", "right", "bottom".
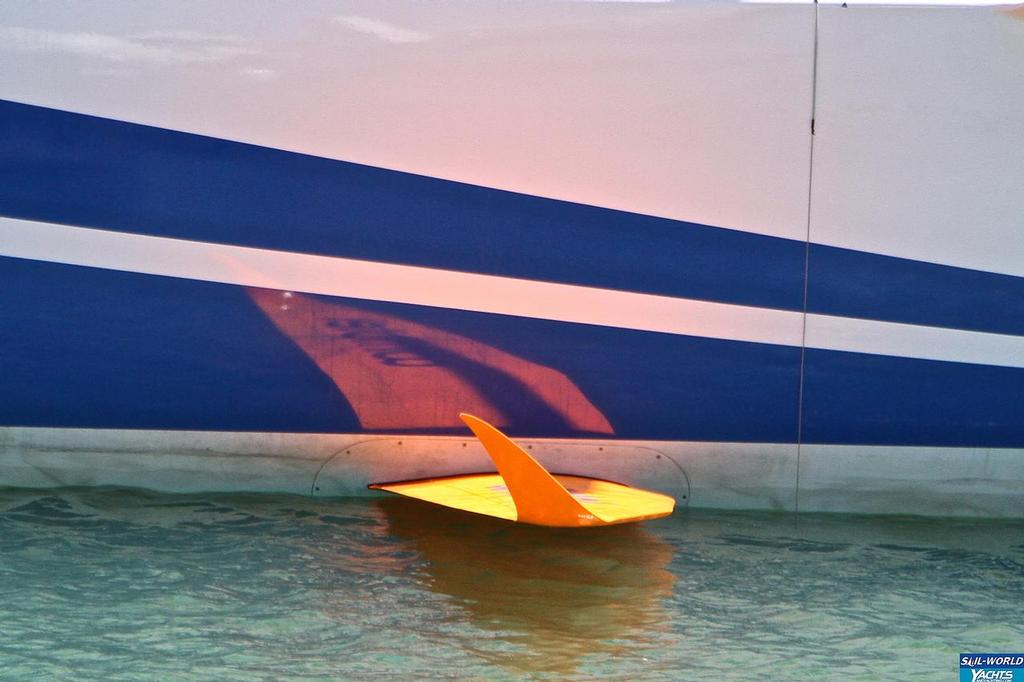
[{"left": 1, "top": 2, "right": 1022, "bottom": 516}]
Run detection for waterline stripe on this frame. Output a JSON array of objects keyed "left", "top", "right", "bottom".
[{"left": 3, "top": 217, "right": 1024, "bottom": 369}]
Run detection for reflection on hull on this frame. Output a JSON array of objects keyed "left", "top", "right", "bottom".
[{"left": 249, "top": 288, "right": 613, "bottom": 434}]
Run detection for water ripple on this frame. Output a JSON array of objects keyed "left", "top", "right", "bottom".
[{"left": 0, "top": 490, "right": 1020, "bottom": 680}]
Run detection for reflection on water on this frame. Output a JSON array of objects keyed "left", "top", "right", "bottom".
[
  {"left": 376, "top": 498, "right": 675, "bottom": 676},
  {"left": 0, "top": 487, "right": 1022, "bottom": 680}
]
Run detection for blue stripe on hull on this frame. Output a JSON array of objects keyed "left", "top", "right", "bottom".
[
  {"left": 4, "top": 255, "right": 1024, "bottom": 447},
  {"left": 0, "top": 99, "right": 805, "bottom": 312},
  {"left": 0, "top": 256, "right": 360, "bottom": 432},
  {"left": 808, "top": 244, "right": 1024, "bottom": 337},
  {"left": 0, "top": 255, "right": 801, "bottom": 441},
  {"left": 5, "top": 99, "right": 1023, "bottom": 339},
  {"left": 3, "top": 101, "right": 1023, "bottom": 447},
  {"left": 802, "top": 348, "right": 1024, "bottom": 447}
]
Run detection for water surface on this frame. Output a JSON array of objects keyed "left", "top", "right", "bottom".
[{"left": 1, "top": 488, "right": 1021, "bottom": 680}]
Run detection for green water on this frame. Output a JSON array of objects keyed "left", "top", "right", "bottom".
[{"left": 0, "top": 488, "right": 1021, "bottom": 680}]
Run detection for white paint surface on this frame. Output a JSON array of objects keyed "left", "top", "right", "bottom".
[
  {"left": 5, "top": 217, "right": 1024, "bottom": 368},
  {"left": 0, "top": 216, "right": 806, "bottom": 347},
  {"left": 810, "top": 5, "right": 1024, "bottom": 276},
  {"left": 2, "top": 2, "right": 1020, "bottom": 272},
  {"left": 798, "top": 444, "right": 1024, "bottom": 517},
  {"left": 0, "top": 0, "right": 816, "bottom": 240}
]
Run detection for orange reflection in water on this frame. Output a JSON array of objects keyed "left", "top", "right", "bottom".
[
  {"left": 248, "top": 288, "right": 613, "bottom": 433},
  {"left": 377, "top": 498, "right": 677, "bottom": 676}
]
